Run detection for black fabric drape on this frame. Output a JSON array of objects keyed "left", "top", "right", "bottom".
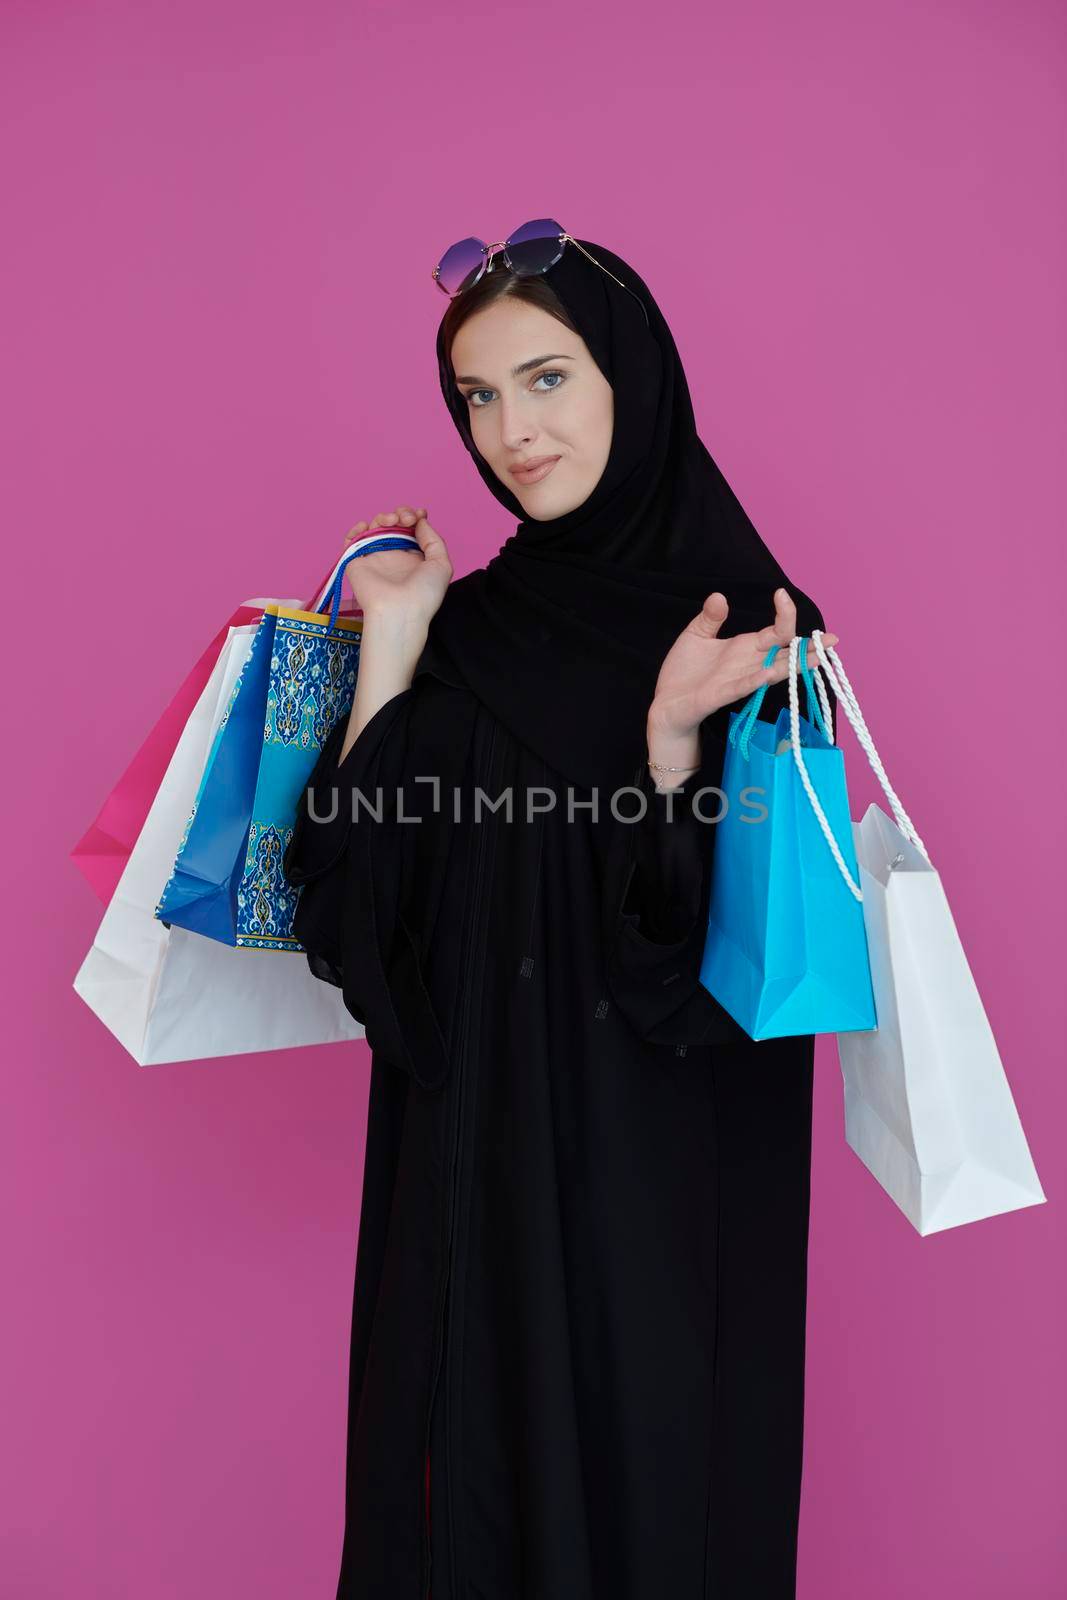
[
  {"left": 281, "top": 233, "right": 831, "bottom": 1598},
  {"left": 283, "top": 675, "right": 748, "bottom": 1083},
  {"left": 419, "top": 234, "right": 827, "bottom": 794},
  {"left": 283, "top": 674, "right": 818, "bottom": 1597},
  {"left": 283, "top": 679, "right": 481, "bottom": 1091}
]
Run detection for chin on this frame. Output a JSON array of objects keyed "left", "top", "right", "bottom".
[{"left": 522, "top": 482, "right": 591, "bottom": 520}]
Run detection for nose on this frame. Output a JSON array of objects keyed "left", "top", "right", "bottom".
[{"left": 496, "top": 391, "right": 537, "bottom": 453}]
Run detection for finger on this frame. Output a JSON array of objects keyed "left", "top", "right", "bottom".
[
  {"left": 412, "top": 515, "right": 450, "bottom": 562},
  {"left": 752, "top": 623, "right": 782, "bottom": 654},
  {"left": 762, "top": 637, "right": 841, "bottom": 681},
  {"left": 755, "top": 611, "right": 837, "bottom": 661},
  {"left": 795, "top": 635, "right": 840, "bottom": 665},
  {"left": 716, "top": 655, "right": 780, "bottom": 697},
  {"left": 691, "top": 591, "right": 728, "bottom": 637},
  {"left": 345, "top": 521, "right": 369, "bottom": 541},
  {"left": 770, "top": 587, "right": 797, "bottom": 641},
  {"left": 414, "top": 514, "right": 443, "bottom": 545},
  {"left": 750, "top": 588, "right": 795, "bottom": 650},
  {"left": 750, "top": 590, "right": 793, "bottom": 652},
  {"left": 730, "top": 665, "right": 778, "bottom": 699}
]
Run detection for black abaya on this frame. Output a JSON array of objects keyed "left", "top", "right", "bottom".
[{"left": 283, "top": 664, "right": 817, "bottom": 1599}]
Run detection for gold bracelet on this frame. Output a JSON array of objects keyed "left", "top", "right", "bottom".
[{"left": 647, "top": 759, "right": 700, "bottom": 773}]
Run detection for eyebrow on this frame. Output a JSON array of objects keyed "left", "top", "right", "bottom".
[{"left": 454, "top": 353, "right": 575, "bottom": 386}]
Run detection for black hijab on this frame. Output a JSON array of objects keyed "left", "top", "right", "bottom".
[{"left": 414, "top": 236, "right": 826, "bottom": 792}]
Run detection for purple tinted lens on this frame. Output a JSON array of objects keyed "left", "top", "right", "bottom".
[
  {"left": 435, "top": 236, "right": 487, "bottom": 296},
  {"left": 505, "top": 218, "right": 565, "bottom": 277}
]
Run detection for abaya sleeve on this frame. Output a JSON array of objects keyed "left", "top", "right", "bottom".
[
  {"left": 605, "top": 675, "right": 838, "bottom": 1049},
  {"left": 604, "top": 715, "right": 743, "bottom": 1048},
  {"left": 282, "top": 683, "right": 459, "bottom": 1092}
]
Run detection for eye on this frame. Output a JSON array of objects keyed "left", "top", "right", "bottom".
[
  {"left": 533, "top": 369, "right": 567, "bottom": 393},
  {"left": 464, "top": 369, "right": 569, "bottom": 408}
]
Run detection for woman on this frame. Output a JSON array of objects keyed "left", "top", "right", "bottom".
[{"left": 283, "top": 228, "right": 839, "bottom": 1600}]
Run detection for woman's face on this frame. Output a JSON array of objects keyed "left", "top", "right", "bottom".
[{"left": 450, "top": 298, "right": 614, "bottom": 519}]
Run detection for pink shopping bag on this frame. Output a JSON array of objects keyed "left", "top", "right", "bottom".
[
  {"left": 69, "top": 603, "right": 266, "bottom": 903},
  {"left": 69, "top": 546, "right": 365, "bottom": 906}
]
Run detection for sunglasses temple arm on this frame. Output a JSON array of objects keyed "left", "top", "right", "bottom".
[
  {"left": 564, "top": 236, "right": 650, "bottom": 329},
  {"left": 564, "top": 236, "right": 623, "bottom": 288}
]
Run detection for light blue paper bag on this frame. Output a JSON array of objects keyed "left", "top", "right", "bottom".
[
  {"left": 153, "top": 550, "right": 380, "bottom": 950},
  {"left": 699, "top": 635, "right": 877, "bottom": 1039}
]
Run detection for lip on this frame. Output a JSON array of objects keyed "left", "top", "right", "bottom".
[{"left": 510, "top": 455, "right": 561, "bottom": 485}]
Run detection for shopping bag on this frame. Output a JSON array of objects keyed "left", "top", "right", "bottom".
[
  {"left": 66, "top": 523, "right": 375, "bottom": 907},
  {"left": 69, "top": 601, "right": 270, "bottom": 904},
  {"left": 153, "top": 547, "right": 371, "bottom": 949},
  {"left": 809, "top": 635, "right": 1046, "bottom": 1234},
  {"left": 699, "top": 634, "right": 877, "bottom": 1039},
  {"left": 72, "top": 622, "right": 365, "bottom": 1063}
]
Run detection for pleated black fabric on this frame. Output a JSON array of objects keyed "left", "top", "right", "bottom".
[{"left": 283, "top": 237, "right": 830, "bottom": 1597}]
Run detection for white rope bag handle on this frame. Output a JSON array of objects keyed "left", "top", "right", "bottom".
[
  {"left": 808, "top": 630, "right": 932, "bottom": 866},
  {"left": 786, "top": 636, "right": 866, "bottom": 901},
  {"left": 744, "top": 630, "right": 933, "bottom": 902}
]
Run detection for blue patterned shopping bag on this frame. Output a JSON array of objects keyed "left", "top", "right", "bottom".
[
  {"left": 698, "top": 636, "right": 877, "bottom": 1039},
  {"left": 152, "top": 547, "right": 390, "bottom": 950}
]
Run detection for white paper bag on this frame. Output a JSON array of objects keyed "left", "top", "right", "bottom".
[
  {"left": 838, "top": 803, "right": 1045, "bottom": 1234},
  {"left": 809, "top": 634, "right": 1046, "bottom": 1236},
  {"left": 73, "top": 620, "right": 366, "bottom": 1064}
]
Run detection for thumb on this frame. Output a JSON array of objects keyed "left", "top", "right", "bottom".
[
  {"left": 694, "top": 591, "right": 728, "bottom": 636},
  {"left": 413, "top": 514, "right": 448, "bottom": 562}
]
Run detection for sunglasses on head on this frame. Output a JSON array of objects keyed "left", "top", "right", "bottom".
[{"left": 431, "top": 218, "right": 650, "bottom": 328}]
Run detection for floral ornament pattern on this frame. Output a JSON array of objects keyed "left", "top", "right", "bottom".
[
  {"left": 155, "top": 606, "right": 362, "bottom": 952},
  {"left": 240, "top": 612, "right": 360, "bottom": 950}
]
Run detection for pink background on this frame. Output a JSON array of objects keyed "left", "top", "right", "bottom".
[{"left": 4, "top": 1, "right": 1063, "bottom": 1595}]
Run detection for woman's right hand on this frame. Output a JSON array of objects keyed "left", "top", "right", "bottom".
[{"left": 340, "top": 504, "right": 452, "bottom": 625}]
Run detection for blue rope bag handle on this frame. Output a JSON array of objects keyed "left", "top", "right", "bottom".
[
  {"left": 727, "top": 636, "right": 831, "bottom": 759},
  {"left": 317, "top": 532, "right": 421, "bottom": 635}
]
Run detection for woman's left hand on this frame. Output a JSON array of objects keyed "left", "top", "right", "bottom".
[{"left": 647, "top": 587, "right": 840, "bottom": 746}]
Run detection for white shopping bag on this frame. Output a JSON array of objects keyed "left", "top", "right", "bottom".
[
  {"left": 73, "top": 619, "right": 366, "bottom": 1064},
  {"left": 810, "top": 635, "right": 1046, "bottom": 1236}
]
